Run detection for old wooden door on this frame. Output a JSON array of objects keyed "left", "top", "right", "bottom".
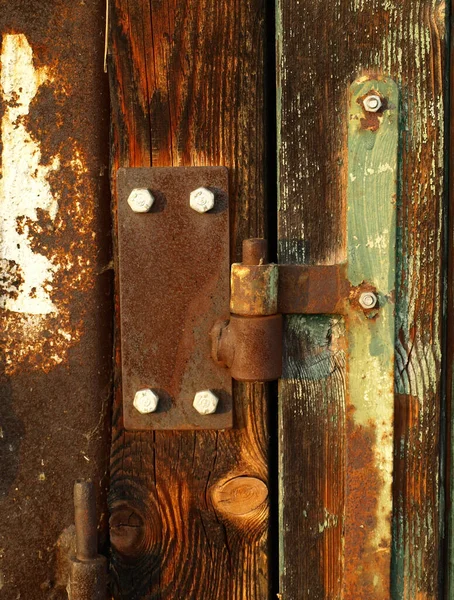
[{"left": 0, "top": 0, "right": 453, "bottom": 599}]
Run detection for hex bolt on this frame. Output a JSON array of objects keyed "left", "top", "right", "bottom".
[
  {"left": 193, "top": 390, "right": 219, "bottom": 415},
  {"left": 359, "top": 292, "right": 378, "bottom": 309},
  {"left": 127, "top": 188, "right": 155, "bottom": 213},
  {"left": 133, "top": 389, "right": 159, "bottom": 414},
  {"left": 190, "top": 187, "right": 215, "bottom": 213},
  {"left": 363, "top": 94, "right": 382, "bottom": 113}
]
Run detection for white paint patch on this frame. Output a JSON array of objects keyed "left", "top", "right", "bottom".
[{"left": 0, "top": 34, "right": 60, "bottom": 314}]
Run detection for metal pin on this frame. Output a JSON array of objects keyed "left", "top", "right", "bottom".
[
  {"left": 74, "top": 480, "right": 97, "bottom": 561},
  {"left": 69, "top": 480, "right": 107, "bottom": 599}
]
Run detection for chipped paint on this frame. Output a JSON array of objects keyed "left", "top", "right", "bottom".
[
  {"left": 344, "top": 77, "right": 398, "bottom": 597},
  {"left": 0, "top": 34, "right": 59, "bottom": 314},
  {"left": 0, "top": 33, "right": 96, "bottom": 374}
]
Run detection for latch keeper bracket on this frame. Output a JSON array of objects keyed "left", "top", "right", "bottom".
[{"left": 211, "top": 238, "right": 379, "bottom": 383}]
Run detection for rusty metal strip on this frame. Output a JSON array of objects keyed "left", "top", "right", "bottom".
[
  {"left": 117, "top": 167, "right": 232, "bottom": 431},
  {"left": 344, "top": 77, "right": 398, "bottom": 597},
  {"left": 278, "top": 264, "right": 349, "bottom": 314}
]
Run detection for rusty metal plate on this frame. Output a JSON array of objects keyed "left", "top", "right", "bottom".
[
  {"left": 117, "top": 167, "right": 232, "bottom": 430},
  {"left": 278, "top": 264, "right": 349, "bottom": 314}
]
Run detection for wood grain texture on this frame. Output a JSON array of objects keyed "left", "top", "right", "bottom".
[
  {"left": 108, "top": 1, "right": 270, "bottom": 598},
  {"left": 277, "top": 1, "right": 447, "bottom": 598},
  {"left": 445, "top": 8, "right": 454, "bottom": 598}
]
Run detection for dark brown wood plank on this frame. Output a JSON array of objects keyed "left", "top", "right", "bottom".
[
  {"left": 0, "top": 1, "right": 112, "bottom": 596},
  {"left": 108, "top": 1, "right": 270, "bottom": 597},
  {"left": 277, "top": 1, "right": 447, "bottom": 598},
  {"left": 445, "top": 9, "right": 454, "bottom": 598}
]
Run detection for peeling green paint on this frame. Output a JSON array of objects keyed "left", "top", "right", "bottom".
[{"left": 345, "top": 77, "right": 398, "bottom": 593}]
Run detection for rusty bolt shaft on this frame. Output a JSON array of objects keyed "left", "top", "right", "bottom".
[
  {"left": 242, "top": 238, "right": 268, "bottom": 265},
  {"left": 69, "top": 480, "right": 107, "bottom": 600}
]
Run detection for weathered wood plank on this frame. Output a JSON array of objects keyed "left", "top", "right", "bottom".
[
  {"left": 446, "top": 15, "right": 454, "bottom": 599},
  {"left": 108, "top": 1, "right": 270, "bottom": 597},
  {"left": 277, "top": 1, "right": 447, "bottom": 598}
]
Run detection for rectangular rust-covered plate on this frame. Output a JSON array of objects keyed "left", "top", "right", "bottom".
[{"left": 117, "top": 167, "right": 231, "bottom": 430}]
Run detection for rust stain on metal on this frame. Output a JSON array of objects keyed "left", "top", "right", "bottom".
[
  {"left": 357, "top": 90, "right": 389, "bottom": 132},
  {"left": 117, "top": 167, "right": 232, "bottom": 430},
  {"left": 69, "top": 480, "right": 107, "bottom": 600},
  {"left": 0, "top": 31, "right": 102, "bottom": 375},
  {"left": 344, "top": 408, "right": 392, "bottom": 598},
  {"left": 0, "top": 2, "right": 111, "bottom": 595},
  {"left": 213, "top": 238, "right": 283, "bottom": 382},
  {"left": 230, "top": 239, "right": 278, "bottom": 316},
  {"left": 212, "top": 314, "right": 283, "bottom": 382},
  {"left": 278, "top": 263, "right": 350, "bottom": 314}
]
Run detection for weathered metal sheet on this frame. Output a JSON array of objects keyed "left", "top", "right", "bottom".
[
  {"left": 117, "top": 167, "right": 232, "bottom": 430},
  {"left": 0, "top": 2, "right": 111, "bottom": 596},
  {"left": 344, "top": 77, "right": 398, "bottom": 597},
  {"left": 278, "top": 264, "right": 349, "bottom": 314}
]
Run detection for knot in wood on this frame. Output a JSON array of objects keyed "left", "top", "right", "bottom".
[
  {"left": 109, "top": 505, "right": 145, "bottom": 558},
  {"left": 211, "top": 476, "right": 268, "bottom": 517}
]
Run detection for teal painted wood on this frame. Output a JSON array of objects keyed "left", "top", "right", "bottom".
[{"left": 344, "top": 77, "right": 398, "bottom": 597}]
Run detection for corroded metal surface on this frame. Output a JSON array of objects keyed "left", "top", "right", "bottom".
[
  {"left": 213, "top": 238, "right": 283, "bottom": 382},
  {"left": 230, "top": 239, "right": 279, "bottom": 316},
  {"left": 117, "top": 167, "right": 232, "bottom": 430},
  {"left": 344, "top": 77, "right": 398, "bottom": 597},
  {"left": 278, "top": 264, "right": 350, "bottom": 314},
  {"left": 0, "top": 1, "right": 111, "bottom": 596},
  {"left": 212, "top": 314, "right": 283, "bottom": 382},
  {"left": 69, "top": 481, "right": 107, "bottom": 600}
]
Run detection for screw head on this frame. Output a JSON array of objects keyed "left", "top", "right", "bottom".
[
  {"left": 133, "top": 389, "right": 159, "bottom": 414},
  {"left": 127, "top": 188, "right": 155, "bottom": 213},
  {"left": 193, "top": 390, "right": 219, "bottom": 415},
  {"left": 359, "top": 292, "right": 378, "bottom": 309},
  {"left": 190, "top": 187, "right": 215, "bottom": 213},
  {"left": 363, "top": 94, "right": 382, "bottom": 113}
]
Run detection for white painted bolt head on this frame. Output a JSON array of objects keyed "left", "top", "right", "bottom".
[
  {"left": 190, "top": 187, "right": 215, "bottom": 213},
  {"left": 363, "top": 94, "right": 382, "bottom": 113},
  {"left": 193, "top": 390, "right": 219, "bottom": 415},
  {"left": 127, "top": 188, "right": 155, "bottom": 213},
  {"left": 359, "top": 292, "right": 378, "bottom": 309},
  {"left": 133, "top": 389, "right": 159, "bottom": 414}
]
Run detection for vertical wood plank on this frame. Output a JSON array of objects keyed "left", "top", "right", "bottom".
[
  {"left": 446, "top": 7, "right": 454, "bottom": 597},
  {"left": 277, "top": 1, "right": 447, "bottom": 598},
  {"left": 108, "top": 1, "right": 270, "bottom": 598}
]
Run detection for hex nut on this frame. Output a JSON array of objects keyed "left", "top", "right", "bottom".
[
  {"left": 363, "top": 94, "right": 382, "bottom": 113},
  {"left": 359, "top": 292, "right": 378, "bottom": 309},
  {"left": 133, "top": 389, "right": 159, "bottom": 414},
  {"left": 127, "top": 188, "right": 155, "bottom": 213},
  {"left": 193, "top": 390, "right": 219, "bottom": 415},
  {"left": 190, "top": 187, "right": 215, "bottom": 213}
]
